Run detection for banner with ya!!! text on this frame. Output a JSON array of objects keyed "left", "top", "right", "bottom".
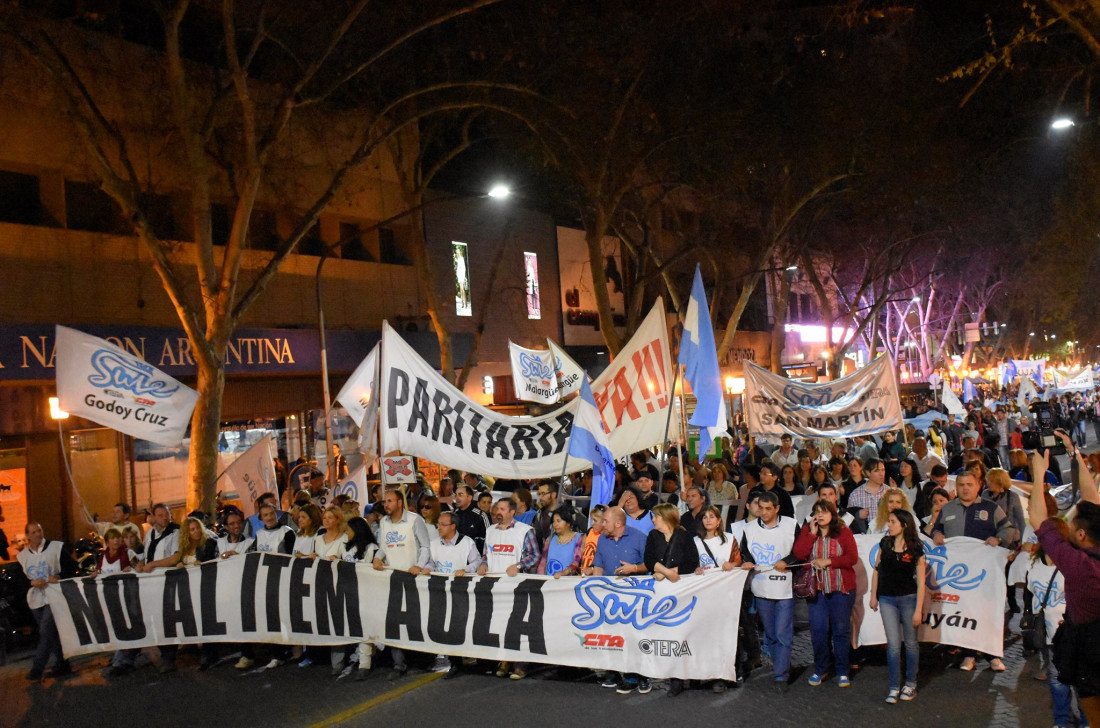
[
  {"left": 852, "top": 534, "right": 1008, "bottom": 657},
  {"left": 45, "top": 555, "right": 746, "bottom": 680}
]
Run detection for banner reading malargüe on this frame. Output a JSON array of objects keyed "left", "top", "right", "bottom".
[
  {"left": 744, "top": 355, "right": 903, "bottom": 439},
  {"left": 509, "top": 342, "right": 563, "bottom": 404},
  {"left": 851, "top": 534, "right": 1007, "bottom": 657},
  {"left": 45, "top": 556, "right": 745, "bottom": 680},
  {"left": 56, "top": 325, "right": 199, "bottom": 447}
]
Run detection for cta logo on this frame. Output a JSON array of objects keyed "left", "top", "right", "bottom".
[
  {"left": 577, "top": 633, "right": 624, "bottom": 651},
  {"left": 491, "top": 544, "right": 515, "bottom": 553},
  {"left": 638, "top": 639, "right": 692, "bottom": 657},
  {"left": 931, "top": 592, "right": 960, "bottom": 603}
]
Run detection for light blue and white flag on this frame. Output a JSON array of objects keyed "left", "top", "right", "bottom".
[
  {"left": 679, "top": 265, "right": 727, "bottom": 462},
  {"left": 962, "top": 377, "right": 977, "bottom": 404},
  {"left": 567, "top": 378, "right": 616, "bottom": 509},
  {"left": 941, "top": 380, "right": 967, "bottom": 418}
]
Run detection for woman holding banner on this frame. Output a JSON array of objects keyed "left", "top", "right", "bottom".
[
  {"left": 793, "top": 500, "right": 858, "bottom": 688},
  {"left": 870, "top": 509, "right": 927, "bottom": 704},
  {"left": 646, "top": 503, "right": 699, "bottom": 696}
]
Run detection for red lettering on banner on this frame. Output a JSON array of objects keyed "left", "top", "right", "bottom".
[
  {"left": 584, "top": 634, "right": 625, "bottom": 647},
  {"left": 648, "top": 340, "right": 669, "bottom": 408},
  {"left": 632, "top": 349, "right": 655, "bottom": 414},
  {"left": 609, "top": 368, "right": 641, "bottom": 426}
]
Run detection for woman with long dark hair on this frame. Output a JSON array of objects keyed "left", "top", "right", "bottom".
[
  {"left": 869, "top": 509, "right": 926, "bottom": 704},
  {"left": 645, "top": 503, "right": 699, "bottom": 697}
]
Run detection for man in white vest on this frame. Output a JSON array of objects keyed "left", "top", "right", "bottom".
[
  {"left": 477, "top": 497, "right": 540, "bottom": 680},
  {"left": 138, "top": 503, "right": 180, "bottom": 572},
  {"left": 17, "top": 522, "right": 78, "bottom": 680},
  {"left": 372, "top": 487, "right": 431, "bottom": 679},
  {"left": 740, "top": 489, "right": 797, "bottom": 691},
  {"left": 427, "top": 511, "right": 483, "bottom": 680}
]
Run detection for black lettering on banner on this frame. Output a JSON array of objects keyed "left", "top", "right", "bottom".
[
  {"left": 450, "top": 401, "right": 467, "bottom": 448},
  {"left": 510, "top": 424, "right": 540, "bottom": 459},
  {"left": 472, "top": 578, "right": 500, "bottom": 647},
  {"left": 315, "top": 560, "right": 362, "bottom": 637},
  {"left": 484, "top": 422, "right": 510, "bottom": 459},
  {"left": 162, "top": 568, "right": 198, "bottom": 638},
  {"left": 535, "top": 421, "right": 555, "bottom": 456},
  {"left": 385, "top": 570, "right": 424, "bottom": 641},
  {"left": 407, "top": 378, "right": 431, "bottom": 436},
  {"left": 199, "top": 561, "right": 228, "bottom": 636},
  {"left": 102, "top": 574, "right": 145, "bottom": 641},
  {"left": 430, "top": 390, "right": 455, "bottom": 445},
  {"left": 387, "top": 369, "right": 409, "bottom": 428},
  {"left": 263, "top": 554, "right": 291, "bottom": 632},
  {"left": 240, "top": 552, "right": 261, "bottom": 632},
  {"left": 504, "top": 578, "right": 547, "bottom": 654},
  {"left": 468, "top": 411, "right": 484, "bottom": 454},
  {"left": 426, "top": 575, "right": 469, "bottom": 645},
  {"left": 59, "top": 578, "right": 110, "bottom": 645},
  {"left": 552, "top": 412, "right": 573, "bottom": 453},
  {"left": 289, "top": 557, "right": 313, "bottom": 633}
]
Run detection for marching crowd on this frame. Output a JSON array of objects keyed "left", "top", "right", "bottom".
[{"left": 10, "top": 394, "right": 1100, "bottom": 726}]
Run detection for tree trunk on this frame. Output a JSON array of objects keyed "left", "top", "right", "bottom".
[
  {"left": 769, "top": 272, "right": 792, "bottom": 373},
  {"left": 585, "top": 212, "right": 624, "bottom": 356},
  {"left": 187, "top": 355, "right": 225, "bottom": 514}
]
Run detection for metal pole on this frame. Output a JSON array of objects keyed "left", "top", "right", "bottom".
[
  {"left": 316, "top": 252, "right": 337, "bottom": 489},
  {"left": 678, "top": 365, "right": 689, "bottom": 491}
]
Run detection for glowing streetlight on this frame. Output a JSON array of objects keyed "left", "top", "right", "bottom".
[
  {"left": 487, "top": 184, "right": 511, "bottom": 199},
  {"left": 49, "top": 397, "right": 69, "bottom": 420},
  {"left": 1051, "top": 118, "right": 1075, "bottom": 131}
]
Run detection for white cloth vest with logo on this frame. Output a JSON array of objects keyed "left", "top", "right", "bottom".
[
  {"left": 17, "top": 540, "right": 64, "bottom": 609},
  {"left": 380, "top": 514, "right": 420, "bottom": 571},
  {"left": 695, "top": 535, "right": 730, "bottom": 572},
  {"left": 485, "top": 522, "right": 531, "bottom": 573},
  {"left": 745, "top": 517, "right": 796, "bottom": 599},
  {"left": 255, "top": 526, "right": 292, "bottom": 553},
  {"left": 217, "top": 535, "right": 254, "bottom": 556},
  {"left": 430, "top": 535, "right": 474, "bottom": 575}
]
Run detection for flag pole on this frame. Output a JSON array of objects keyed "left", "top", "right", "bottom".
[
  {"left": 678, "top": 367, "right": 689, "bottom": 491},
  {"left": 660, "top": 364, "right": 683, "bottom": 473},
  {"left": 556, "top": 404, "right": 579, "bottom": 506}
]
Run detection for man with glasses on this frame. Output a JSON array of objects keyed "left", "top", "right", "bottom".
[
  {"left": 427, "top": 511, "right": 483, "bottom": 680},
  {"left": 530, "top": 482, "right": 559, "bottom": 552},
  {"left": 373, "top": 488, "right": 431, "bottom": 679}
]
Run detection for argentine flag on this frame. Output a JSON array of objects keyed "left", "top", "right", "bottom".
[
  {"left": 568, "top": 378, "right": 616, "bottom": 509},
  {"left": 679, "top": 265, "right": 728, "bottom": 463}
]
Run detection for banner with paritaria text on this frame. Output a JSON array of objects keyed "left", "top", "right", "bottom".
[{"left": 45, "top": 555, "right": 747, "bottom": 680}]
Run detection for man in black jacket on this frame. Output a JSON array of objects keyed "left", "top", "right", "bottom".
[{"left": 452, "top": 484, "right": 489, "bottom": 552}]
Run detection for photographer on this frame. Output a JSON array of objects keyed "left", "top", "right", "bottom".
[{"left": 1029, "top": 445, "right": 1100, "bottom": 726}]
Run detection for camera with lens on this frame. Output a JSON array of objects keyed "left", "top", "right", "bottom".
[{"left": 1023, "top": 401, "right": 1067, "bottom": 456}]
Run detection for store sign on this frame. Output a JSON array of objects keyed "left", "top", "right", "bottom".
[{"left": 557, "top": 227, "right": 626, "bottom": 346}]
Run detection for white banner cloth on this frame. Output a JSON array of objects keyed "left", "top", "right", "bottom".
[
  {"left": 335, "top": 343, "right": 379, "bottom": 427},
  {"left": 55, "top": 325, "right": 199, "bottom": 447},
  {"left": 220, "top": 435, "right": 277, "bottom": 517},
  {"left": 745, "top": 356, "right": 904, "bottom": 439},
  {"left": 547, "top": 339, "right": 584, "bottom": 398},
  {"left": 509, "top": 342, "right": 563, "bottom": 404},
  {"left": 45, "top": 556, "right": 746, "bottom": 680},
  {"left": 852, "top": 534, "right": 1007, "bottom": 657}
]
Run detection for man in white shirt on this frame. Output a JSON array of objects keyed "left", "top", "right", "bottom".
[
  {"left": 427, "top": 511, "right": 483, "bottom": 680},
  {"left": 17, "top": 522, "right": 77, "bottom": 680},
  {"left": 911, "top": 437, "right": 945, "bottom": 480},
  {"left": 771, "top": 434, "right": 800, "bottom": 469},
  {"left": 139, "top": 503, "right": 180, "bottom": 572}
]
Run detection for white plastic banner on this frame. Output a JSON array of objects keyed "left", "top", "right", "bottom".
[
  {"left": 509, "top": 342, "right": 562, "bottom": 404},
  {"left": 852, "top": 534, "right": 1008, "bottom": 657},
  {"left": 941, "top": 381, "right": 967, "bottom": 418},
  {"left": 334, "top": 464, "right": 369, "bottom": 504},
  {"left": 55, "top": 325, "right": 199, "bottom": 447},
  {"left": 220, "top": 435, "right": 277, "bottom": 517},
  {"left": 744, "top": 355, "right": 904, "bottom": 439},
  {"left": 1060, "top": 369, "right": 1094, "bottom": 392},
  {"left": 547, "top": 339, "right": 584, "bottom": 398},
  {"left": 335, "top": 343, "right": 379, "bottom": 427},
  {"left": 45, "top": 556, "right": 747, "bottom": 680}
]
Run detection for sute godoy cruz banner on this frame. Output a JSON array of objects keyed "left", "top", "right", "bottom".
[
  {"left": 45, "top": 556, "right": 746, "bottom": 680},
  {"left": 852, "top": 534, "right": 1008, "bottom": 657},
  {"left": 220, "top": 435, "right": 277, "bottom": 517},
  {"left": 55, "top": 325, "right": 199, "bottom": 447},
  {"left": 744, "top": 355, "right": 903, "bottom": 439}
]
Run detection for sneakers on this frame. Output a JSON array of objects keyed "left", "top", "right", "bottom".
[
  {"left": 837, "top": 675, "right": 851, "bottom": 688},
  {"left": 989, "top": 658, "right": 1006, "bottom": 672},
  {"left": 297, "top": 657, "right": 313, "bottom": 668},
  {"left": 959, "top": 657, "right": 976, "bottom": 671},
  {"left": 265, "top": 659, "right": 284, "bottom": 670},
  {"left": 601, "top": 675, "right": 620, "bottom": 689},
  {"left": 616, "top": 678, "right": 638, "bottom": 694},
  {"left": 808, "top": 673, "right": 824, "bottom": 687},
  {"left": 494, "top": 662, "right": 511, "bottom": 678},
  {"left": 235, "top": 657, "right": 254, "bottom": 670},
  {"left": 335, "top": 664, "right": 355, "bottom": 681},
  {"left": 900, "top": 686, "right": 917, "bottom": 701},
  {"left": 637, "top": 678, "right": 651, "bottom": 694},
  {"left": 885, "top": 689, "right": 900, "bottom": 704},
  {"left": 509, "top": 668, "right": 527, "bottom": 680}
]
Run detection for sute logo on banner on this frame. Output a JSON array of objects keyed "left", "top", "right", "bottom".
[
  {"left": 518, "top": 352, "right": 557, "bottom": 386},
  {"left": 88, "top": 349, "right": 180, "bottom": 398},
  {"left": 571, "top": 576, "right": 697, "bottom": 631}
]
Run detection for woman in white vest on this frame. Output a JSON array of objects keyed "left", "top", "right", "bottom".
[
  {"left": 293, "top": 503, "right": 322, "bottom": 558},
  {"left": 340, "top": 517, "right": 380, "bottom": 681},
  {"left": 739, "top": 490, "right": 797, "bottom": 687},
  {"left": 17, "top": 522, "right": 77, "bottom": 680},
  {"left": 314, "top": 506, "right": 348, "bottom": 561},
  {"left": 694, "top": 506, "right": 742, "bottom": 572}
]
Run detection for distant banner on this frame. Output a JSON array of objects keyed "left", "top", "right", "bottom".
[
  {"left": 1059, "top": 369, "right": 1094, "bottom": 392},
  {"left": 852, "top": 535, "right": 1008, "bottom": 657},
  {"left": 547, "top": 340, "right": 584, "bottom": 398},
  {"left": 220, "top": 435, "right": 277, "bottom": 517},
  {"left": 744, "top": 355, "right": 903, "bottom": 439},
  {"left": 509, "top": 342, "right": 563, "bottom": 404},
  {"left": 335, "top": 343, "right": 379, "bottom": 427},
  {"left": 335, "top": 464, "right": 369, "bottom": 503},
  {"left": 55, "top": 325, "right": 199, "bottom": 447},
  {"left": 1012, "top": 358, "right": 1046, "bottom": 386},
  {"left": 45, "top": 556, "right": 746, "bottom": 680}
]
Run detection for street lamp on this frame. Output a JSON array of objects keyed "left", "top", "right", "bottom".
[{"left": 1052, "top": 118, "right": 1075, "bottom": 130}]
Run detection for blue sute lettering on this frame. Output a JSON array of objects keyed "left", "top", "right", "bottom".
[
  {"left": 25, "top": 561, "right": 50, "bottom": 581},
  {"left": 1030, "top": 579, "right": 1066, "bottom": 608},
  {"left": 518, "top": 352, "right": 555, "bottom": 383},
  {"left": 924, "top": 545, "right": 985, "bottom": 591},
  {"left": 386, "top": 532, "right": 407, "bottom": 546},
  {"left": 750, "top": 542, "right": 779, "bottom": 567},
  {"left": 700, "top": 554, "right": 716, "bottom": 570},
  {"left": 780, "top": 383, "right": 852, "bottom": 410},
  {"left": 87, "top": 349, "right": 180, "bottom": 398},
  {"left": 571, "top": 576, "right": 697, "bottom": 631}
]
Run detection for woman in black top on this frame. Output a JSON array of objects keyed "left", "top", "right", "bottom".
[
  {"left": 644, "top": 503, "right": 700, "bottom": 697},
  {"left": 869, "top": 509, "right": 926, "bottom": 705}
]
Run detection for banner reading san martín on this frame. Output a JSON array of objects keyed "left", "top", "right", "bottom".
[
  {"left": 45, "top": 556, "right": 746, "bottom": 681},
  {"left": 744, "top": 355, "right": 903, "bottom": 439}
]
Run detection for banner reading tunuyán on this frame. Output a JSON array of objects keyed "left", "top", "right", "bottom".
[
  {"left": 744, "top": 355, "right": 904, "bottom": 439},
  {"left": 851, "top": 534, "right": 1008, "bottom": 657},
  {"left": 45, "top": 556, "right": 746, "bottom": 680}
]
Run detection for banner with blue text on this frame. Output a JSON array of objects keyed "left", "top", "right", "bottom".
[{"left": 45, "top": 555, "right": 745, "bottom": 680}]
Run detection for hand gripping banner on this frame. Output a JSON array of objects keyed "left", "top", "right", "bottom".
[{"left": 45, "top": 556, "right": 746, "bottom": 681}]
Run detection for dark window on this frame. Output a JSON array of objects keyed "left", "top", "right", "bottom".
[
  {"left": 210, "top": 202, "right": 230, "bottom": 246},
  {"left": 378, "top": 227, "right": 411, "bottom": 265},
  {"left": 250, "top": 208, "right": 279, "bottom": 252},
  {"left": 297, "top": 222, "right": 323, "bottom": 257},
  {"left": 138, "top": 191, "right": 182, "bottom": 241},
  {"left": 339, "top": 221, "right": 373, "bottom": 262},
  {"left": 0, "top": 170, "right": 47, "bottom": 226},
  {"left": 65, "top": 180, "right": 129, "bottom": 235}
]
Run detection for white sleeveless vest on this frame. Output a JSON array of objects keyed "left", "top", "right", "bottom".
[
  {"left": 485, "top": 521, "right": 532, "bottom": 573},
  {"left": 430, "top": 534, "right": 475, "bottom": 575},
  {"left": 254, "top": 525, "right": 293, "bottom": 554},
  {"left": 17, "top": 540, "right": 65, "bottom": 609},
  {"left": 744, "top": 517, "right": 796, "bottom": 599},
  {"left": 380, "top": 513, "right": 421, "bottom": 571}
]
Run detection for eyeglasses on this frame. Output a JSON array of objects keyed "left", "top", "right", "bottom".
[{"left": 419, "top": 505, "right": 432, "bottom": 511}]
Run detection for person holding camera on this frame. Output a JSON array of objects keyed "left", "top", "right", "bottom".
[{"left": 1029, "top": 445, "right": 1100, "bottom": 726}]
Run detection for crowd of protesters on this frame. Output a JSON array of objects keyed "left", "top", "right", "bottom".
[{"left": 9, "top": 390, "right": 1100, "bottom": 724}]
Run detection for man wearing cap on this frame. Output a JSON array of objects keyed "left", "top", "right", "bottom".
[
  {"left": 772, "top": 434, "right": 800, "bottom": 469},
  {"left": 632, "top": 472, "right": 660, "bottom": 510}
]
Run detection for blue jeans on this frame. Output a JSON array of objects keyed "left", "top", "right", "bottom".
[
  {"left": 756, "top": 597, "right": 794, "bottom": 681},
  {"left": 1045, "top": 646, "right": 1089, "bottom": 727},
  {"left": 878, "top": 594, "right": 918, "bottom": 690},
  {"left": 31, "top": 606, "right": 65, "bottom": 673},
  {"left": 808, "top": 589, "right": 855, "bottom": 677}
]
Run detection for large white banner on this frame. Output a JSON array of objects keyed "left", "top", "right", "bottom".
[
  {"left": 852, "top": 534, "right": 1008, "bottom": 657},
  {"left": 220, "top": 435, "right": 277, "bottom": 517},
  {"left": 744, "top": 355, "right": 904, "bottom": 439},
  {"left": 45, "top": 556, "right": 746, "bottom": 680},
  {"left": 547, "top": 340, "right": 584, "bottom": 398},
  {"left": 55, "top": 325, "right": 199, "bottom": 447},
  {"left": 1060, "top": 369, "right": 1095, "bottom": 392},
  {"left": 509, "top": 342, "right": 563, "bottom": 405}
]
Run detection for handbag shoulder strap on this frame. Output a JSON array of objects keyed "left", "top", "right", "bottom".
[{"left": 1040, "top": 569, "right": 1060, "bottom": 609}]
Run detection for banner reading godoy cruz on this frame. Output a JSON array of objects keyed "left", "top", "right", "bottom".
[
  {"left": 851, "top": 534, "right": 1008, "bottom": 657},
  {"left": 744, "top": 355, "right": 903, "bottom": 439},
  {"left": 45, "top": 556, "right": 746, "bottom": 680},
  {"left": 56, "top": 325, "right": 199, "bottom": 447}
]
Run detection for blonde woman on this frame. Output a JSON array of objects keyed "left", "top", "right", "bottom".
[
  {"left": 869, "top": 488, "right": 914, "bottom": 535},
  {"left": 176, "top": 517, "right": 217, "bottom": 565},
  {"left": 315, "top": 506, "right": 348, "bottom": 561}
]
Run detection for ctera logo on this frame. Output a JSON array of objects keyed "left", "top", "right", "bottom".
[
  {"left": 87, "top": 350, "right": 180, "bottom": 398},
  {"left": 572, "top": 576, "right": 697, "bottom": 631},
  {"left": 638, "top": 639, "right": 692, "bottom": 657}
]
